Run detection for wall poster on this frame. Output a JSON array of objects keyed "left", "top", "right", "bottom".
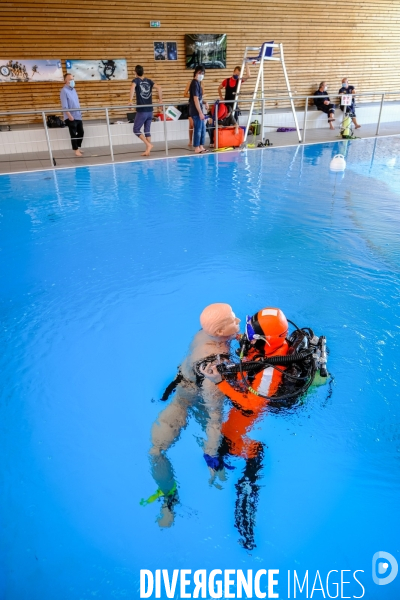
[
  {"left": 0, "top": 59, "right": 63, "bottom": 82},
  {"left": 153, "top": 42, "right": 166, "bottom": 61},
  {"left": 185, "top": 34, "right": 227, "bottom": 69},
  {"left": 66, "top": 59, "right": 128, "bottom": 81},
  {"left": 166, "top": 42, "right": 178, "bottom": 61},
  {"left": 153, "top": 42, "right": 178, "bottom": 61}
]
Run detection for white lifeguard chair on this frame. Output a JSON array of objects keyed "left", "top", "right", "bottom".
[{"left": 234, "top": 42, "right": 301, "bottom": 143}]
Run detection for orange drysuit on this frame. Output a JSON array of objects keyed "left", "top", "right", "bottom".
[{"left": 218, "top": 341, "right": 289, "bottom": 459}]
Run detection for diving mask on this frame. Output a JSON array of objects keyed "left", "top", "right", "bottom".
[{"left": 245, "top": 313, "right": 286, "bottom": 348}]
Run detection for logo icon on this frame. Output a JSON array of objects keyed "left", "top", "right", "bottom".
[{"left": 372, "top": 551, "right": 398, "bottom": 585}]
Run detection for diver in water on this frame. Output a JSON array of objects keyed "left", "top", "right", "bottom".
[
  {"left": 201, "top": 307, "right": 328, "bottom": 549},
  {"left": 143, "top": 303, "right": 240, "bottom": 527}
]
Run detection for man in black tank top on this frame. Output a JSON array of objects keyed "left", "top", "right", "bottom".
[{"left": 218, "top": 64, "right": 251, "bottom": 116}]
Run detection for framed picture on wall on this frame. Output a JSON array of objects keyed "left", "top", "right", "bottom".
[
  {"left": 166, "top": 42, "right": 178, "bottom": 61},
  {"left": 66, "top": 59, "right": 128, "bottom": 81},
  {"left": 154, "top": 42, "right": 166, "bottom": 61},
  {"left": 185, "top": 34, "right": 227, "bottom": 69},
  {"left": 0, "top": 59, "right": 63, "bottom": 82}
]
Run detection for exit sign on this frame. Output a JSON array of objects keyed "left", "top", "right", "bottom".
[{"left": 150, "top": 21, "right": 161, "bottom": 27}]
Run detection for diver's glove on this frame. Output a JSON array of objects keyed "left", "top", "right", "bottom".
[{"left": 203, "top": 454, "right": 235, "bottom": 471}]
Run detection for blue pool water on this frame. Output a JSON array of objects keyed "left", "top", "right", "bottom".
[{"left": 1, "top": 138, "right": 400, "bottom": 599}]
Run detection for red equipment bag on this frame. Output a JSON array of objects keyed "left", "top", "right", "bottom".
[
  {"left": 217, "top": 126, "right": 245, "bottom": 148},
  {"left": 155, "top": 113, "right": 173, "bottom": 121}
]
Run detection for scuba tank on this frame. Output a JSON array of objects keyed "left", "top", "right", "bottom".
[
  {"left": 341, "top": 114, "right": 353, "bottom": 139},
  {"left": 215, "top": 322, "right": 329, "bottom": 402}
]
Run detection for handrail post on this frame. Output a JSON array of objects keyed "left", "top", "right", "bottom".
[
  {"left": 105, "top": 108, "right": 114, "bottom": 161},
  {"left": 162, "top": 103, "right": 168, "bottom": 156},
  {"left": 261, "top": 98, "right": 265, "bottom": 143},
  {"left": 42, "top": 111, "right": 55, "bottom": 167},
  {"left": 215, "top": 103, "right": 219, "bottom": 150},
  {"left": 280, "top": 43, "right": 301, "bottom": 143},
  {"left": 376, "top": 93, "right": 385, "bottom": 136},
  {"left": 302, "top": 97, "right": 308, "bottom": 144}
]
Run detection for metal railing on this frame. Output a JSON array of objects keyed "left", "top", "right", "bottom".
[
  {"left": 0, "top": 90, "right": 399, "bottom": 170},
  {"left": 300, "top": 91, "right": 395, "bottom": 143}
]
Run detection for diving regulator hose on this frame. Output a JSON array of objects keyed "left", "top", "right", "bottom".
[{"left": 226, "top": 326, "right": 328, "bottom": 402}]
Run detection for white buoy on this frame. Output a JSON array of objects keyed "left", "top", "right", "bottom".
[{"left": 330, "top": 154, "right": 346, "bottom": 171}]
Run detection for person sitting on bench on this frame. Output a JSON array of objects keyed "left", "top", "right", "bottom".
[
  {"left": 313, "top": 81, "right": 335, "bottom": 130},
  {"left": 338, "top": 78, "right": 361, "bottom": 129}
]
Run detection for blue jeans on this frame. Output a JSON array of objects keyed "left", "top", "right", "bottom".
[{"left": 193, "top": 115, "right": 206, "bottom": 147}]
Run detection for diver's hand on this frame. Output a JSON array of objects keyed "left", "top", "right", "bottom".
[{"left": 199, "top": 363, "right": 222, "bottom": 383}]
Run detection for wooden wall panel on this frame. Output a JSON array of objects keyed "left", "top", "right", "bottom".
[{"left": 1, "top": 0, "right": 400, "bottom": 123}]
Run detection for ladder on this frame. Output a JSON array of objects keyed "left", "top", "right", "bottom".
[{"left": 234, "top": 42, "right": 301, "bottom": 143}]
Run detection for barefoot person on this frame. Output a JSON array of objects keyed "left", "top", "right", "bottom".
[
  {"left": 184, "top": 75, "right": 205, "bottom": 148},
  {"left": 339, "top": 77, "right": 361, "bottom": 129},
  {"left": 60, "top": 73, "right": 85, "bottom": 158},
  {"left": 129, "top": 65, "right": 162, "bottom": 156},
  {"left": 189, "top": 65, "right": 208, "bottom": 154},
  {"left": 314, "top": 81, "right": 336, "bottom": 130}
]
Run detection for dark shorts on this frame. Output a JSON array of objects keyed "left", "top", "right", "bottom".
[
  {"left": 318, "top": 104, "right": 335, "bottom": 117},
  {"left": 133, "top": 111, "right": 153, "bottom": 137}
]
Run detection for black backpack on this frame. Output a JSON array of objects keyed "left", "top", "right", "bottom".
[
  {"left": 177, "top": 104, "right": 190, "bottom": 120},
  {"left": 46, "top": 115, "right": 66, "bottom": 128}
]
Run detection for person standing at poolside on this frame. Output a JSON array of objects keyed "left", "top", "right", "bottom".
[
  {"left": 60, "top": 73, "right": 84, "bottom": 157},
  {"left": 189, "top": 65, "right": 208, "bottom": 154},
  {"left": 129, "top": 65, "right": 163, "bottom": 157},
  {"left": 184, "top": 75, "right": 205, "bottom": 148},
  {"left": 218, "top": 64, "right": 251, "bottom": 119}
]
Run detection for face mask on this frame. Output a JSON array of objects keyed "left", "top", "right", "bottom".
[
  {"left": 197, "top": 74, "right": 204, "bottom": 81},
  {"left": 324, "top": 86, "right": 328, "bottom": 92},
  {"left": 342, "top": 82, "right": 348, "bottom": 88},
  {"left": 233, "top": 75, "right": 239, "bottom": 80},
  {"left": 69, "top": 80, "right": 75, "bottom": 88}
]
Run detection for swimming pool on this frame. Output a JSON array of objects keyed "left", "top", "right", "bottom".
[{"left": 1, "top": 138, "right": 400, "bottom": 599}]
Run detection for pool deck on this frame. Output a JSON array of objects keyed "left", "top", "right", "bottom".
[{"left": 1, "top": 121, "right": 399, "bottom": 176}]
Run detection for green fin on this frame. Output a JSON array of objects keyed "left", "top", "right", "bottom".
[
  {"left": 140, "top": 488, "right": 164, "bottom": 507},
  {"left": 140, "top": 481, "right": 177, "bottom": 506}
]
